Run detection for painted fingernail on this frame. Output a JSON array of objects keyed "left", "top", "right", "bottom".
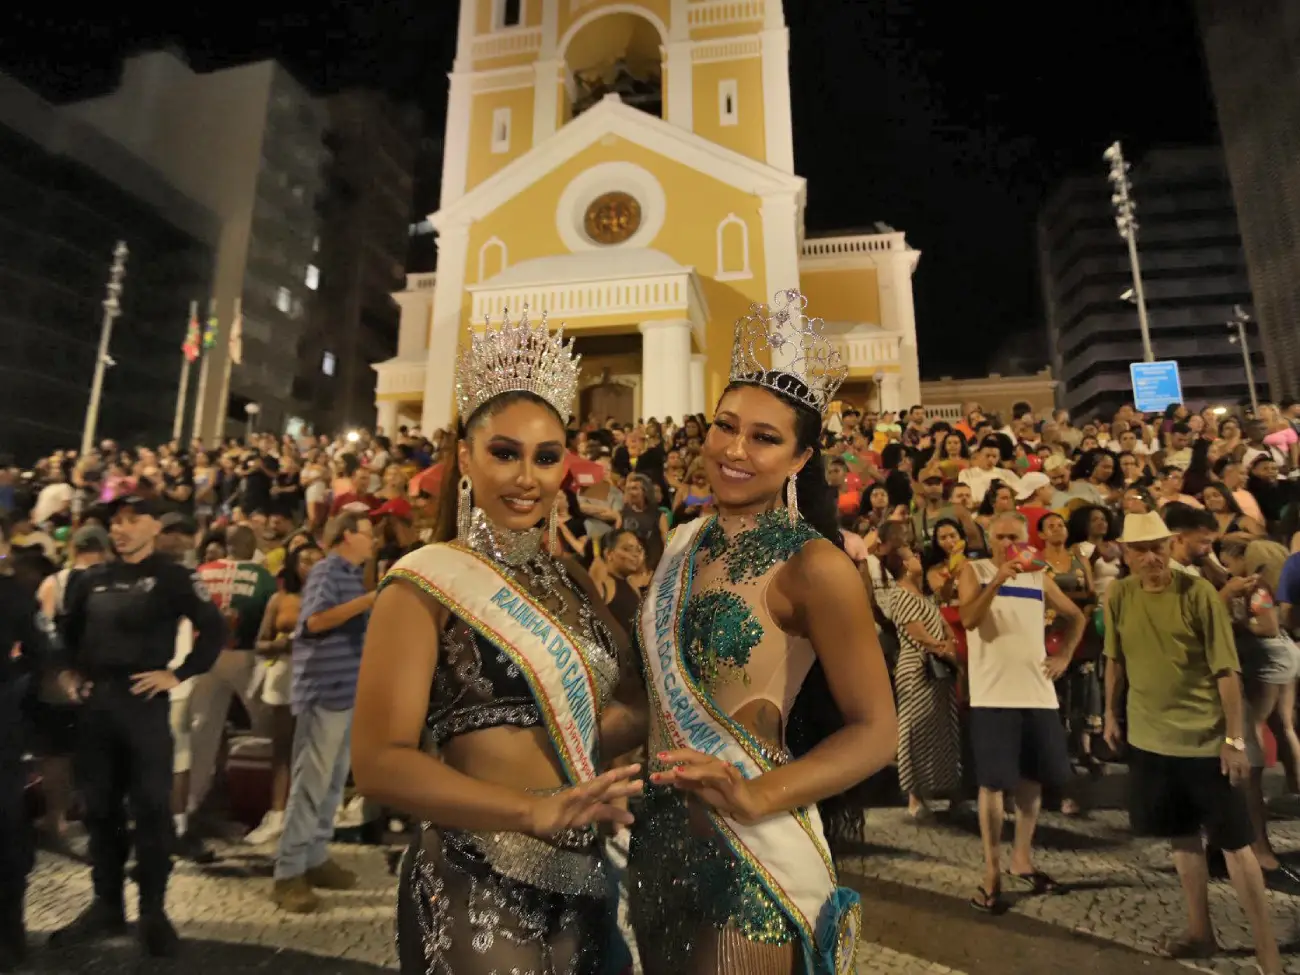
[{"left": 656, "top": 751, "right": 668, "bottom": 759}]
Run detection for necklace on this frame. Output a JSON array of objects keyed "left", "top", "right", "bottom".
[
  {"left": 464, "top": 507, "right": 620, "bottom": 705},
  {"left": 699, "top": 508, "right": 820, "bottom": 585}
]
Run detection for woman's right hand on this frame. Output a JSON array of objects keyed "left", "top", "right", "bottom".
[{"left": 526, "top": 764, "right": 644, "bottom": 837}]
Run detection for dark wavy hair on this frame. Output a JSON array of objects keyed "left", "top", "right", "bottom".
[
  {"left": 282, "top": 542, "right": 322, "bottom": 595},
  {"left": 433, "top": 391, "right": 565, "bottom": 545},
  {"left": 724, "top": 378, "right": 868, "bottom": 855}
]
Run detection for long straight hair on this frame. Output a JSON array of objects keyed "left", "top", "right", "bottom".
[{"left": 723, "top": 379, "right": 866, "bottom": 855}]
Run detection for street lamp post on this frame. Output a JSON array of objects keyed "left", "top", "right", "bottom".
[
  {"left": 1104, "top": 142, "right": 1155, "bottom": 363},
  {"left": 244, "top": 402, "right": 261, "bottom": 443},
  {"left": 1227, "top": 305, "right": 1260, "bottom": 415},
  {"left": 80, "top": 241, "right": 129, "bottom": 458}
]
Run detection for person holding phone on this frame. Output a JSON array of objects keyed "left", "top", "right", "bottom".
[{"left": 957, "top": 511, "right": 1085, "bottom": 914}]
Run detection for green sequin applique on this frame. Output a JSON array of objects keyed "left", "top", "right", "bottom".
[
  {"left": 684, "top": 589, "right": 762, "bottom": 689},
  {"left": 698, "top": 509, "right": 821, "bottom": 586}
]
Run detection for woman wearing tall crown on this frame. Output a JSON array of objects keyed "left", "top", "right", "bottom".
[
  {"left": 351, "top": 310, "right": 646, "bottom": 974},
  {"left": 630, "top": 291, "right": 898, "bottom": 975}
]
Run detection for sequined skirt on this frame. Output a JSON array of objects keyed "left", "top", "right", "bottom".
[
  {"left": 627, "top": 787, "right": 799, "bottom": 975},
  {"left": 396, "top": 822, "right": 618, "bottom": 975}
]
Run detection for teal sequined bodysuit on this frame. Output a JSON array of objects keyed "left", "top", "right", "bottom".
[{"left": 629, "top": 510, "right": 822, "bottom": 975}]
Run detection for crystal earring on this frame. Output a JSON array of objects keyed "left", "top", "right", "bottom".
[
  {"left": 548, "top": 495, "right": 561, "bottom": 553},
  {"left": 457, "top": 475, "right": 473, "bottom": 541},
  {"left": 786, "top": 477, "right": 799, "bottom": 526}
]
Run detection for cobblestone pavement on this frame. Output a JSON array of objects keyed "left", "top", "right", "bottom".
[
  {"left": 22, "top": 840, "right": 955, "bottom": 973},
  {"left": 29, "top": 805, "right": 1295, "bottom": 974},
  {"left": 843, "top": 804, "right": 1300, "bottom": 974}
]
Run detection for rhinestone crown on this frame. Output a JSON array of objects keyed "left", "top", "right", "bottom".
[
  {"left": 729, "top": 289, "right": 847, "bottom": 416},
  {"left": 456, "top": 307, "right": 581, "bottom": 423}
]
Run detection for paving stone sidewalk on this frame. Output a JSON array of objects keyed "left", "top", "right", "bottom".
[
  {"left": 23, "top": 841, "right": 958, "bottom": 973},
  {"left": 844, "top": 805, "right": 1300, "bottom": 974}
]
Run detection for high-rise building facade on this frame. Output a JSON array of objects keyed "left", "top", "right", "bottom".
[
  {"left": 297, "top": 91, "right": 422, "bottom": 436},
  {"left": 1039, "top": 146, "right": 1263, "bottom": 419},
  {"left": 64, "top": 51, "right": 329, "bottom": 440},
  {"left": 0, "top": 74, "right": 217, "bottom": 462},
  {"left": 1198, "top": 0, "right": 1300, "bottom": 400}
]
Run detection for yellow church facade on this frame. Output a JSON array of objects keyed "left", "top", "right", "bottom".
[{"left": 374, "top": 0, "right": 922, "bottom": 435}]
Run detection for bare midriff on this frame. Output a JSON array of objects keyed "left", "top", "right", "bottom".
[{"left": 441, "top": 725, "right": 567, "bottom": 793}]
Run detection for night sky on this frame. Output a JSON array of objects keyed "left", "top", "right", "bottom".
[{"left": 5, "top": 0, "right": 1216, "bottom": 377}]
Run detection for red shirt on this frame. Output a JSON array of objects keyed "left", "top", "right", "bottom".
[{"left": 1017, "top": 505, "right": 1051, "bottom": 548}]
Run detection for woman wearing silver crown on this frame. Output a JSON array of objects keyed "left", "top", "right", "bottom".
[
  {"left": 351, "top": 309, "right": 647, "bottom": 975},
  {"left": 629, "top": 290, "right": 898, "bottom": 975}
]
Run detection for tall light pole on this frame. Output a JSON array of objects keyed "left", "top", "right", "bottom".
[
  {"left": 80, "top": 241, "right": 129, "bottom": 458},
  {"left": 1104, "top": 142, "right": 1155, "bottom": 363},
  {"left": 1227, "top": 304, "right": 1260, "bottom": 415}
]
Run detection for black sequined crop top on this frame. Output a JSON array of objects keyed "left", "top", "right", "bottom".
[
  {"left": 427, "top": 618, "right": 544, "bottom": 746},
  {"left": 388, "top": 508, "right": 623, "bottom": 749}
]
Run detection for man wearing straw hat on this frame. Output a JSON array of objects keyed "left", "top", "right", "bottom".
[{"left": 1102, "top": 511, "right": 1280, "bottom": 973}]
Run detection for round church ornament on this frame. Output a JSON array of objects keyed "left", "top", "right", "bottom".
[{"left": 583, "top": 192, "right": 642, "bottom": 245}]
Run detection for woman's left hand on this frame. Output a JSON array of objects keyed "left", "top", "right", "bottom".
[{"left": 651, "top": 749, "right": 765, "bottom": 824}]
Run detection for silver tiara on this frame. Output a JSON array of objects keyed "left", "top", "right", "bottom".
[
  {"left": 456, "top": 307, "right": 581, "bottom": 423},
  {"left": 729, "top": 289, "right": 847, "bottom": 416}
]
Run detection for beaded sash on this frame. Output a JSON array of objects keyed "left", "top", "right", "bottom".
[
  {"left": 386, "top": 543, "right": 600, "bottom": 785},
  {"left": 640, "top": 517, "right": 861, "bottom": 975}
]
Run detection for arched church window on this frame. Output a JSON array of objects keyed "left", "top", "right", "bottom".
[
  {"left": 566, "top": 12, "right": 664, "bottom": 120},
  {"left": 716, "top": 214, "right": 752, "bottom": 281},
  {"left": 478, "top": 237, "right": 508, "bottom": 282}
]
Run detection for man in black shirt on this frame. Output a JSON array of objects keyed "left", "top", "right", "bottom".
[
  {"left": 0, "top": 526, "right": 60, "bottom": 972},
  {"left": 50, "top": 496, "right": 226, "bottom": 958},
  {"left": 241, "top": 454, "right": 275, "bottom": 515}
]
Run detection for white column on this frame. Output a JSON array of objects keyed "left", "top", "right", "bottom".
[
  {"left": 639, "top": 319, "right": 693, "bottom": 421},
  {"left": 892, "top": 251, "right": 923, "bottom": 408},
  {"left": 759, "top": 28, "right": 795, "bottom": 173},
  {"left": 880, "top": 373, "right": 903, "bottom": 415},
  {"left": 375, "top": 399, "right": 398, "bottom": 438},
  {"left": 421, "top": 222, "right": 471, "bottom": 434},
  {"left": 669, "top": 0, "right": 690, "bottom": 40},
  {"left": 532, "top": 58, "right": 563, "bottom": 145},
  {"left": 440, "top": 71, "right": 473, "bottom": 207},
  {"left": 394, "top": 288, "right": 434, "bottom": 358},
  {"left": 663, "top": 42, "right": 694, "bottom": 132},
  {"left": 760, "top": 191, "right": 802, "bottom": 369},
  {"left": 689, "top": 354, "right": 708, "bottom": 416}
]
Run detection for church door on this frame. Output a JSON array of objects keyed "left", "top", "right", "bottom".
[{"left": 582, "top": 382, "right": 635, "bottom": 427}]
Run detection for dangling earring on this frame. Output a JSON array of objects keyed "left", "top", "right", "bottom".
[
  {"left": 786, "top": 477, "right": 799, "bottom": 526},
  {"left": 548, "top": 495, "right": 560, "bottom": 553},
  {"left": 457, "top": 475, "right": 473, "bottom": 541}
]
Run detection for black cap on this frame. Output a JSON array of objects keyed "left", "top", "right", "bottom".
[
  {"left": 109, "top": 495, "right": 162, "bottom": 518},
  {"left": 159, "top": 511, "right": 198, "bottom": 535}
]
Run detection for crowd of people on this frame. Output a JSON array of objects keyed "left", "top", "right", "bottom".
[{"left": 1, "top": 318, "right": 1299, "bottom": 972}]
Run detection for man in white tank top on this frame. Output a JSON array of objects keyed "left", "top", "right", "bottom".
[{"left": 957, "top": 511, "right": 1087, "bottom": 914}]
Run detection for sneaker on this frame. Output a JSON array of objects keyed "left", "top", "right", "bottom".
[
  {"left": 47, "top": 898, "right": 127, "bottom": 948},
  {"left": 173, "top": 830, "right": 217, "bottom": 865},
  {"left": 244, "top": 810, "right": 285, "bottom": 846},
  {"left": 270, "top": 877, "right": 319, "bottom": 914},
  {"left": 138, "top": 911, "right": 181, "bottom": 958},
  {"left": 334, "top": 795, "right": 369, "bottom": 829},
  {"left": 305, "top": 858, "right": 357, "bottom": 890}
]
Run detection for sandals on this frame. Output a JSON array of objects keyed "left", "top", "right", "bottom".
[
  {"left": 969, "top": 885, "right": 1006, "bottom": 914},
  {"left": 1008, "top": 870, "right": 1065, "bottom": 895}
]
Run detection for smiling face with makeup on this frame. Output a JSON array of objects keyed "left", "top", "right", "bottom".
[
  {"left": 457, "top": 393, "right": 567, "bottom": 533},
  {"left": 704, "top": 384, "right": 813, "bottom": 515}
]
